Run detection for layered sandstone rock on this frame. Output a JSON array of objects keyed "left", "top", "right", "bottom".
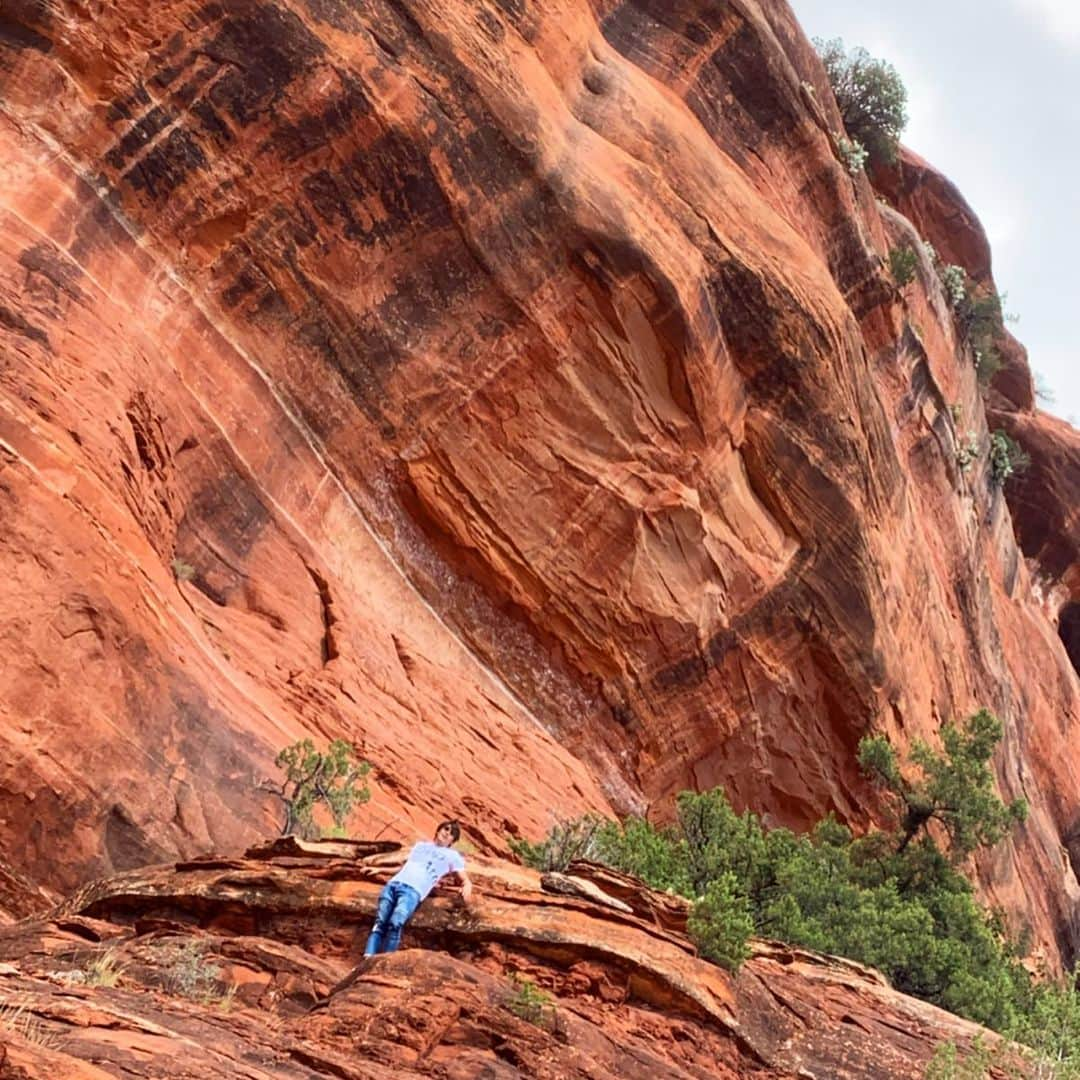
[
  {"left": 0, "top": 0, "right": 1077, "bottom": 973},
  {"left": 0, "top": 843, "right": 1017, "bottom": 1078}
]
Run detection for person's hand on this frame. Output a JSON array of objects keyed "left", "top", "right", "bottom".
[{"left": 460, "top": 877, "right": 473, "bottom": 905}]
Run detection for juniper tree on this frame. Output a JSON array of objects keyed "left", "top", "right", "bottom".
[
  {"left": 262, "top": 738, "right": 371, "bottom": 839},
  {"left": 857, "top": 709, "right": 1028, "bottom": 858}
]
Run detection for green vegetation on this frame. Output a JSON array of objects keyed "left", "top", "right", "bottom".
[
  {"left": 924, "top": 1037, "right": 997, "bottom": 1080},
  {"left": 171, "top": 557, "right": 196, "bottom": 582},
  {"left": 988, "top": 430, "right": 1030, "bottom": 487},
  {"left": 857, "top": 709, "right": 1027, "bottom": 857},
  {"left": 167, "top": 940, "right": 235, "bottom": 1007},
  {"left": 956, "top": 432, "right": 980, "bottom": 474},
  {"left": 1011, "top": 980, "right": 1080, "bottom": 1077},
  {"left": 940, "top": 264, "right": 967, "bottom": 309},
  {"left": 836, "top": 133, "right": 869, "bottom": 175},
  {"left": 955, "top": 287, "right": 1009, "bottom": 386},
  {"left": 265, "top": 739, "right": 371, "bottom": 840},
  {"left": 686, "top": 873, "right": 753, "bottom": 972},
  {"left": 889, "top": 245, "right": 919, "bottom": 287},
  {"left": 507, "top": 813, "right": 605, "bottom": 872},
  {"left": 815, "top": 38, "right": 908, "bottom": 166},
  {"left": 506, "top": 974, "right": 557, "bottom": 1029},
  {"left": 512, "top": 710, "right": 1048, "bottom": 1028}
]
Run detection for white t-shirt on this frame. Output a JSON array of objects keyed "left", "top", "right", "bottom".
[{"left": 389, "top": 841, "right": 466, "bottom": 901}]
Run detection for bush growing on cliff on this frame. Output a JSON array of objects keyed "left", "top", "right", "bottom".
[
  {"left": 889, "top": 245, "right": 919, "bottom": 287},
  {"left": 513, "top": 711, "right": 1035, "bottom": 1027},
  {"left": 1010, "top": 980, "right": 1080, "bottom": 1078},
  {"left": 815, "top": 38, "right": 908, "bottom": 165},
  {"left": 988, "top": 430, "right": 1030, "bottom": 486},
  {"left": 506, "top": 974, "right": 559, "bottom": 1030},
  {"left": 956, "top": 432, "right": 980, "bottom": 473},
  {"left": 686, "top": 873, "right": 754, "bottom": 971},
  {"left": 507, "top": 813, "right": 606, "bottom": 872},
  {"left": 262, "top": 739, "right": 371, "bottom": 840},
  {"left": 939, "top": 264, "right": 968, "bottom": 309},
  {"left": 857, "top": 708, "right": 1028, "bottom": 857},
  {"left": 955, "top": 287, "right": 1018, "bottom": 387},
  {"left": 836, "top": 133, "right": 869, "bottom": 174}
]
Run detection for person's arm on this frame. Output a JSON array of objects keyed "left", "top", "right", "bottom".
[{"left": 459, "top": 870, "right": 473, "bottom": 903}]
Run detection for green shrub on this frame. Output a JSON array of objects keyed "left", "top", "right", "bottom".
[
  {"left": 513, "top": 712, "right": 1038, "bottom": 1030},
  {"left": 1010, "top": 980, "right": 1080, "bottom": 1077},
  {"left": 988, "top": 431, "right": 1030, "bottom": 487},
  {"left": 508, "top": 813, "right": 605, "bottom": 872},
  {"left": 171, "top": 558, "right": 196, "bottom": 582},
  {"left": 973, "top": 347, "right": 1003, "bottom": 387},
  {"left": 956, "top": 433, "right": 979, "bottom": 473},
  {"left": 266, "top": 739, "right": 371, "bottom": 840},
  {"left": 591, "top": 815, "right": 691, "bottom": 894},
  {"left": 687, "top": 872, "right": 753, "bottom": 972},
  {"left": 889, "top": 246, "right": 919, "bottom": 287},
  {"left": 836, "top": 133, "right": 869, "bottom": 174},
  {"left": 940, "top": 264, "right": 967, "bottom": 308},
  {"left": 925, "top": 1037, "right": 997, "bottom": 1080},
  {"left": 169, "top": 941, "right": 225, "bottom": 1003},
  {"left": 815, "top": 38, "right": 908, "bottom": 165},
  {"left": 506, "top": 975, "right": 557, "bottom": 1028}
]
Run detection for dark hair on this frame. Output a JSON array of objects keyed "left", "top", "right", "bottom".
[{"left": 437, "top": 820, "right": 461, "bottom": 843}]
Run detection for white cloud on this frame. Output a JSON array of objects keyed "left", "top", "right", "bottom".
[{"left": 1011, "top": 0, "right": 1080, "bottom": 46}]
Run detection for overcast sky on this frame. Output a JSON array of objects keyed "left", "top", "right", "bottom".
[{"left": 789, "top": 0, "right": 1079, "bottom": 424}]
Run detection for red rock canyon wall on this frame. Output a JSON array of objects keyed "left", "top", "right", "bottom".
[{"left": 0, "top": 0, "right": 1077, "bottom": 963}]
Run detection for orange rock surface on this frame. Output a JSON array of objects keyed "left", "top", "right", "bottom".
[
  {"left": 0, "top": 0, "right": 1077, "bottom": 980},
  {"left": 0, "top": 842, "right": 1021, "bottom": 1079}
]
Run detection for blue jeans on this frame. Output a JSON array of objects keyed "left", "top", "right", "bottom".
[{"left": 364, "top": 881, "right": 422, "bottom": 955}]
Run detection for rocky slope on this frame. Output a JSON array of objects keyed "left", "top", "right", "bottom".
[
  {"left": 0, "top": 839, "right": 1014, "bottom": 1078},
  {"left": 0, "top": 0, "right": 1077, "bottom": 974}
]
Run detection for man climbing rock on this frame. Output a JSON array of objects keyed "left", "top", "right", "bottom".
[{"left": 364, "top": 820, "right": 473, "bottom": 955}]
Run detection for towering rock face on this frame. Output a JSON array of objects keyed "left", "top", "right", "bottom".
[{"left": 1, "top": 0, "right": 1077, "bottom": 962}]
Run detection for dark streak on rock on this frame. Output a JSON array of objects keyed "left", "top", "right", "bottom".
[
  {"left": 105, "top": 106, "right": 173, "bottom": 170},
  {"left": 19, "top": 243, "right": 84, "bottom": 301},
  {"left": 202, "top": 2, "right": 325, "bottom": 127},
  {"left": 265, "top": 81, "right": 374, "bottom": 163},
  {"left": 305, "top": 564, "right": 340, "bottom": 665},
  {"left": 181, "top": 475, "right": 271, "bottom": 560},
  {"left": 106, "top": 84, "right": 152, "bottom": 125},
  {"left": 0, "top": 7, "right": 52, "bottom": 54},
  {"left": 190, "top": 98, "right": 234, "bottom": 147},
  {"left": 299, "top": 0, "right": 360, "bottom": 31},
  {"left": 125, "top": 126, "right": 207, "bottom": 201},
  {"left": 0, "top": 304, "right": 49, "bottom": 347}
]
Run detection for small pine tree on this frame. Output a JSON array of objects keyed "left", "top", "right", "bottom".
[
  {"left": 264, "top": 739, "right": 371, "bottom": 839},
  {"left": 687, "top": 872, "right": 754, "bottom": 972},
  {"left": 858, "top": 709, "right": 1028, "bottom": 858}
]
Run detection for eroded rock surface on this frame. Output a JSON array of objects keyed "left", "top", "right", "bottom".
[
  {"left": 0, "top": 0, "right": 1076, "bottom": 972},
  {"left": 0, "top": 843, "right": 1010, "bottom": 1078}
]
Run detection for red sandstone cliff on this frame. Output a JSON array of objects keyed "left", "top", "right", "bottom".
[
  {"left": 0, "top": 840, "right": 1024, "bottom": 1078},
  {"left": 0, "top": 0, "right": 1077, "bottom": 988}
]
